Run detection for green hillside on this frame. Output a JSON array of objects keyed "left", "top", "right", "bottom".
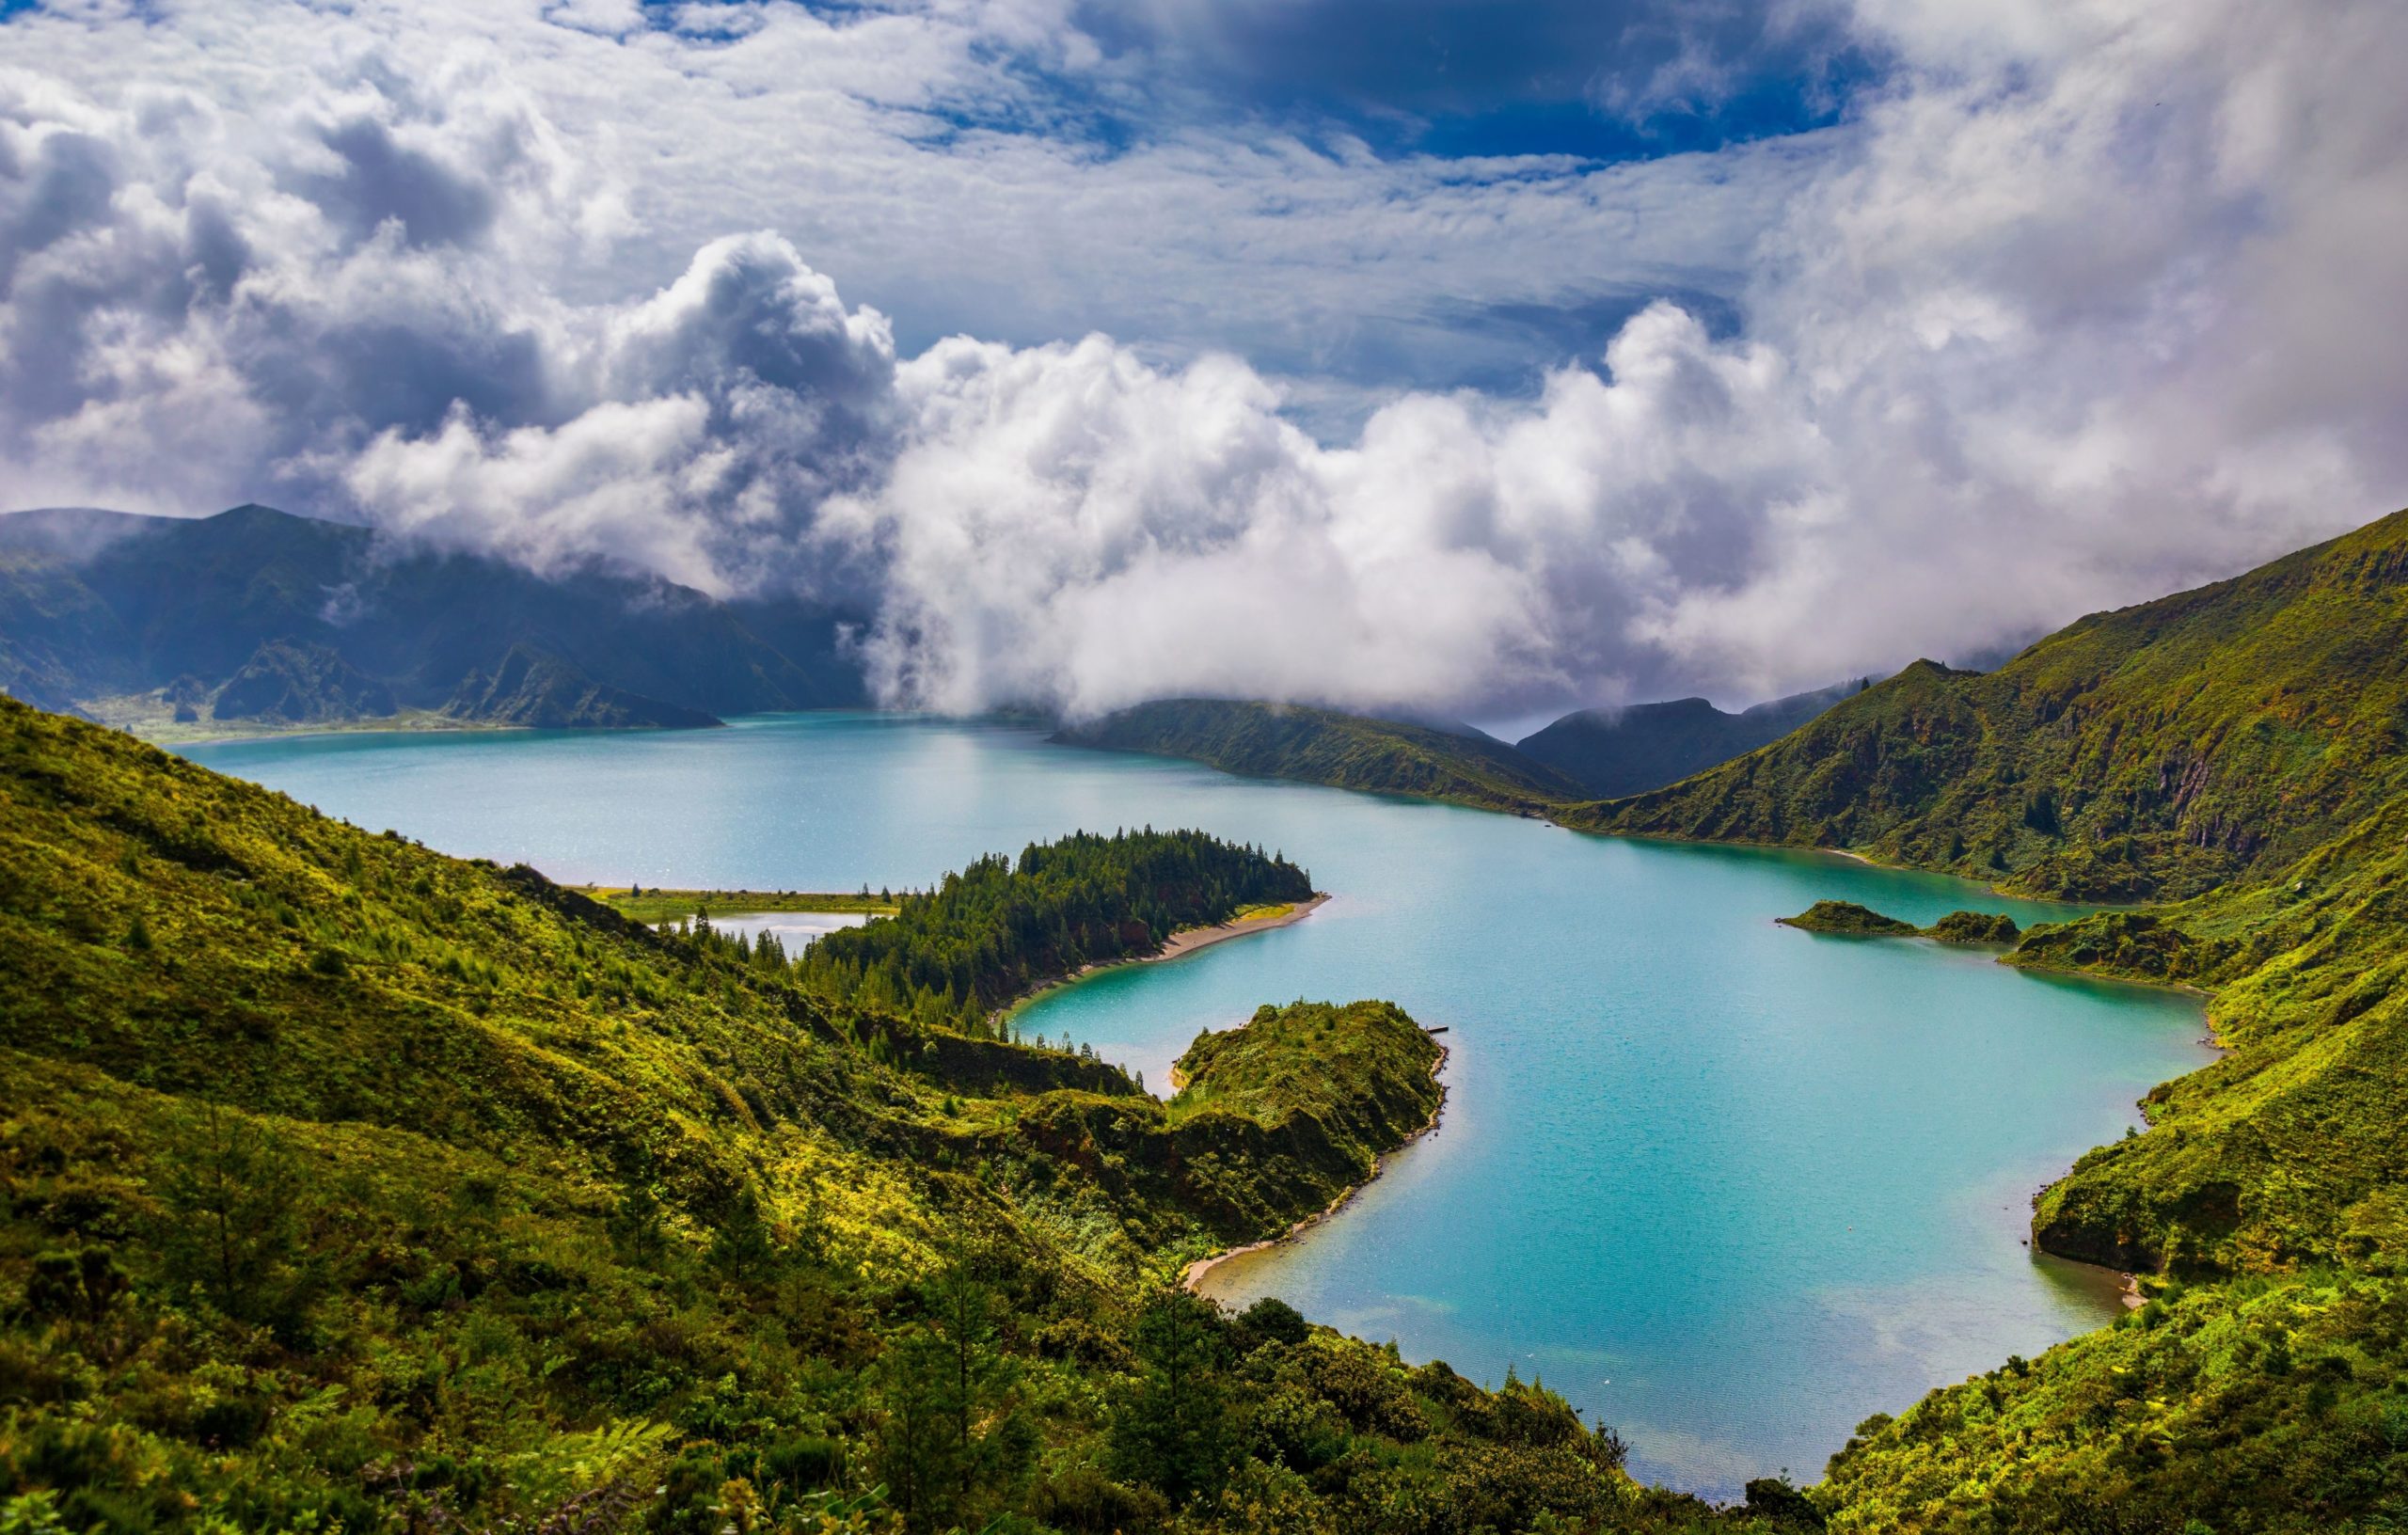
[
  {"left": 1819, "top": 1271, "right": 2408, "bottom": 1533},
  {"left": 1584, "top": 509, "right": 2408, "bottom": 903},
  {"left": 1554, "top": 507, "right": 2408, "bottom": 1527},
  {"left": 1055, "top": 699, "right": 1583, "bottom": 815},
  {"left": 0, "top": 695, "right": 1767, "bottom": 1534}
]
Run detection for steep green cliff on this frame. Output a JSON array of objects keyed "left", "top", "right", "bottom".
[{"left": 1584, "top": 509, "right": 2408, "bottom": 904}]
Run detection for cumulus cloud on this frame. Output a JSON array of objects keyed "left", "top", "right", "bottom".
[
  {"left": 824, "top": 308, "right": 1825, "bottom": 716},
  {"left": 0, "top": 0, "right": 2403, "bottom": 718}
]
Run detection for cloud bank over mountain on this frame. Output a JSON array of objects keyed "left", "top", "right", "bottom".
[{"left": 2, "top": 0, "right": 2402, "bottom": 718}]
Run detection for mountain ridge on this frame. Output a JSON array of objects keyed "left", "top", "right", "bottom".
[
  {"left": 1053, "top": 697, "right": 1586, "bottom": 815},
  {"left": 0, "top": 502, "right": 865, "bottom": 735},
  {"left": 1516, "top": 680, "right": 1863, "bottom": 798}
]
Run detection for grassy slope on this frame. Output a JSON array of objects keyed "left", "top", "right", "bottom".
[
  {"left": 1584, "top": 509, "right": 2408, "bottom": 904},
  {"left": 1170, "top": 1002, "right": 1443, "bottom": 1157},
  {"left": 0, "top": 697, "right": 1756, "bottom": 1534},
  {"left": 2008, "top": 787, "right": 2408, "bottom": 1279},
  {"left": 1820, "top": 1272, "right": 2408, "bottom": 1533}
]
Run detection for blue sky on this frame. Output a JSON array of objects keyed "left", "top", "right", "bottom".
[
  {"left": 2, "top": 0, "right": 2402, "bottom": 718},
  {"left": 1064, "top": 0, "right": 1878, "bottom": 159}
]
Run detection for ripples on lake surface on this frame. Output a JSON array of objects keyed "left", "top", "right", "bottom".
[{"left": 186, "top": 712, "right": 2210, "bottom": 1496}]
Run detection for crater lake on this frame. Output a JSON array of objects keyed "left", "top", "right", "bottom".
[{"left": 184, "top": 711, "right": 2212, "bottom": 1496}]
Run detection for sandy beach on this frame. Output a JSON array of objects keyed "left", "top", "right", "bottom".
[
  {"left": 1154, "top": 892, "right": 1330, "bottom": 960},
  {"left": 1003, "top": 892, "right": 1332, "bottom": 1028}
]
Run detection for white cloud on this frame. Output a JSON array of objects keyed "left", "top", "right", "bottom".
[{"left": 0, "top": 0, "right": 2402, "bottom": 719}]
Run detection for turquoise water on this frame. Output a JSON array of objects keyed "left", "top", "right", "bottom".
[{"left": 185, "top": 712, "right": 2211, "bottom": 1496}]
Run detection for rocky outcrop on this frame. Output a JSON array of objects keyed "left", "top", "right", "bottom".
[
  {"left": 1777, "top": 900, "right": 1918, "bottom": 936},
  {"left": 444, "top": 645, "right": 721, "bottom": 730},
  {"left": 211, "top": 640, "right": 396, "bottom": 724}
]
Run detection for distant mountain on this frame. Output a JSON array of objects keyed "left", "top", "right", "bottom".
[
  {"left": 1055, "top": 698, "right": 1584, "bottom": 814},
  {"left": 1514, "top": 681, "right": 1863, "bottom": 798},
  {"left": 0, "top": 503, "right": 865, "bottom": 732}
]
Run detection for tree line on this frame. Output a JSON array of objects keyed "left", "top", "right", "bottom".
[{"left": 793, "top": 830, "right": 1312, "bottom": 1033}]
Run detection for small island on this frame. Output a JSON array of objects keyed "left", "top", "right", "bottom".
[
  {"left": 1778, "top": 899, "right": 1920, "bottom": 936},
  {"left": 1925, "top": 909, "right": 2022, "bottom": 945},
  {"left": 1779, "top": 900, "right": 2025, "bottom": 945}
]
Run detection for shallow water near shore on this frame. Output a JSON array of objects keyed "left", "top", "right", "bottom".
[{"left": 186, "top": 711, "right": 2211, "bottom": 1497}]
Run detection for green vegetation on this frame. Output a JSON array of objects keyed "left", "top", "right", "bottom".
[
  {"left": 3, "top": 694, "right": 1801, "bottom": 1534},
  {"left": 1775, "top": 905, "right": 2021, "bottom": 944},
  {"left": 1922, "top": 910, "right": 2020, "bottom": 945},
  {"left": 26, "top": 504, "right": 2408, "bottom": 1528},
  {"left": 1776, "top": 901, "right": 1919, "bottom": 937},
  {"left": 1571, "top": 505, "right": 2408, "bottom": 1527},
  {"left": 1055, "top": 699, "right": 1585, "bottom": 815},
  {"left": 1169, "top": 1002, "right": 1440, "bottom": 1148},
  {"left": 797, "top": 830, "right": 1315, "bottom": 1033},
  {"left": 579, "top": 887, "right": 904, "bottom": 924},
  {"left": 1584, "top": 510, "right": 2408, "bottom": 905},
  {"left": 1820, "top": 1272, "right": 2408, "bottom": 1532}
]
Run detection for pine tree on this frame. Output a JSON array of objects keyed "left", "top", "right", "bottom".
[{"left": 1110, "top": 1286, "right": 1236, "bottom": 1506}]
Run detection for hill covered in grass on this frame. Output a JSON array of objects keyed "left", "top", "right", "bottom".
[
  {"left": 1547, "top": 506, "right": 2408, "bottom": 1528},
  {"left": 0, "top": 694, "right": 1782, "bottom": 1534},
  {"left": 1055, "top": 699, "right": 1583, "bottom": 815},
  {"left": 1583, "top": 508, "right": 2408, "bottom": 904}
]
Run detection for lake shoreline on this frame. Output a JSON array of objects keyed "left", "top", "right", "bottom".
[
  {"left": 1183, "top": 1036, "right": 1451, "bottom": 1292},
  {"left": 192, "top": 714, "right": 2214, "bottom": 1493},
  {"left": 1003, "top": 893, "right": 1331, "bottom": 1028}
]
